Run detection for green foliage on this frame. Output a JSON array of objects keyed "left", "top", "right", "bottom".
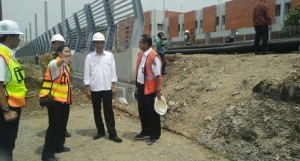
[
  {"left": 283, "top": 4, "right": 300, "bottom": 27},
  {"left": 281, "top": 4, "right": 300, "bottom": 38}
]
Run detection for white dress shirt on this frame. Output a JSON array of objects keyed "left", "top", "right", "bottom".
[
  {"left": 137, "top": 48, "right": 161, "bottom": 84},
  {"left": 0, "top": 43, "right": 16, "bottom": 84},
  {"left": 83, "top": 50, "right": 117, "bottom": 91}
]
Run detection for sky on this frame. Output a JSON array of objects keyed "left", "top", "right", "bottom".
[{"left": 2, "top": 0, "right": 228, "bottom": 36}]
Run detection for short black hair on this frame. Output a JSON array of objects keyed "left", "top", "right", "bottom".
[
  {"left": 0, "top": 34, "right": 19, "bottom": 43},
  {"left": 157, "top": 32, "right": 164, "bottom": 38},
  {"left": 141, "top": 34, "right": 152, "bottom": 47},
  {"left": 57, "top": 44, "right": 70, "bottom": 54}
]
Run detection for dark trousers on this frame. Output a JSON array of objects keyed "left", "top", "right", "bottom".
[
  {"left": 42, "top": 102, "right": 69, "bottom": 159},
  {"left": 254, "top": 24, "right": 269, "bottom": 53},
  {"left": 158, "top": 53, "right": 167, "bottom": 74},
  {"left": 137, "top": 85, "right": 161, "bottom": 139},
  {"left": 91, "top": 90, "right": 117, "bottom": 137},
  {"left": 0, "top": 108, "right": 21, "bottom": 161}
]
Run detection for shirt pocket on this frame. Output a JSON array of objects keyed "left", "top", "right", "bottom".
[
  {"left": 90, "top": 63, "right": 99, "bottom": 74},
  {"left": 103, "top": 60, "right": 111, "bottom": 66}
]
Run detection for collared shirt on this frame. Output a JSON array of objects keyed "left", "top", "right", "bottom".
[
  {"left": 137, "top": 48, "right": 161, "bottom": 84},
  {"left": 83, "top": 50, "right": 117, "bottom": 91},
  {"left": 0, "top": 43, "right": 16, "bottom": 84}
]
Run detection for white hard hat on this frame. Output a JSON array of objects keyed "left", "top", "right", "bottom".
[
  {"left": 154, "top": 96, "right": 168, "bottom": 115},
  {"left": 51, "top": 34, "right": 65, "bottom": 42},
  {"left": 0, "top": 20, "right": 24, "bottom": 35},
  {"left": 92, "top": 32, "right": 105, "bottom": 41},
  {"left": 185, "top": 30, "right": 189, "bottom": 33}
]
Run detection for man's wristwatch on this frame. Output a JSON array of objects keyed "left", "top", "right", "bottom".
[{"left": 2, "top": 106, "right": 10, "bottom": 113}]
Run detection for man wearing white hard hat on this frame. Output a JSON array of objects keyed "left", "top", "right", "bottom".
[
  {"left": 83, "top": 32, "right": 122, "bottom": 143},
  {"left": 41, "top": 34, "right": 72, "bottom": 138},
  {"left": 0, "top": 20, "right": 27, "bottom": 161},
  {"left": 41, "top": 34, "right": 65, "bottom": 74},
  {"left": 184, "top": 30, "right": 190, "bottom": 46}
]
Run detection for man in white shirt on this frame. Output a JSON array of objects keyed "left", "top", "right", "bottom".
[
  {"left": 135, "top": 34, "right": 163, "bottom": 145},
  {"left": 83, "top": 32, "right": 122, "bottom": 143}
]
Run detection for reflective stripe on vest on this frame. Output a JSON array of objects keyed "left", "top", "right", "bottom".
[
  {"left": 136, "top": 50, "right": 162, "bottom": 95},
  {"left": 0, "top": 45, "right": 27, "bottom": 107},
  {"left": 39, "top": 57, "right": 71, "bottom": 104}
]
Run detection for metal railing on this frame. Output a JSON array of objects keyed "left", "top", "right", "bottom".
[{"left": 17, "top": 0, "right": 144, "bottom": 56}]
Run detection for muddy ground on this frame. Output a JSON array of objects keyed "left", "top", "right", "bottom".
[{"left": 15, "top": 51, "right": 300, "bottom": 161}]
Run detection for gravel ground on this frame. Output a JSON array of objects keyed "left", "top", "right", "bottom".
[{"left": 13, "top": 105, "right": 228, "bottom": 161}]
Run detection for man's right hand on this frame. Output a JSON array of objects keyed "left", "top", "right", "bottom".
[
  {"left": 3, "top": 110, "right": 18, "bottom": 122},
  {"left": 86, "top": 89, "right": 91, "bottom": 99}
]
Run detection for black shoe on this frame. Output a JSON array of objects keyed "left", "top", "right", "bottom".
[
  {"left": 93, "top": 133, "right": 105, "bottom": 140},
  {"left": 148, "top": 138, "right": 159, "bottom": 145},
  {"left": 65, "top": 131, "right": 71, "bottom": 137},
  {"left": 135, "top": 133, "right": 150, "bottom": 140},
  {"left": 54, "top": 147, "right": 71, "bottom": 153},
  {"left": 109, "top": 135, "right": 123, "bottom": 143},
  {"left": 42, "top": 157, "right": 57, "bottom": 161}
]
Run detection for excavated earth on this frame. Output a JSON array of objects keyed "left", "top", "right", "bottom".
[{"left": 19, "top": 51, "right": 300, "bottom": 161}]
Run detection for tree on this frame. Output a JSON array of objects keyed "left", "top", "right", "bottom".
[
  {"left": 283, "top": 4, "right": 300, "bottom": 27},
  {"left": 282, "top": 4, "right": 300, "bottom": 38}
]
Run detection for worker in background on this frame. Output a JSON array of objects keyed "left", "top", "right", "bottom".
[
  {"left": 41, "top": 34, "right": 72, "bottom": 138},
  {"left": 83, "top": 32, "right": 122, "bottom": 143},
  {"left": 0, "top": 20, "right": 27, "bottom": 161},
  {"left": 35, "top": 54, "right": 39, "bottom": 65},
  {"left": 184, "top": 30, "right": 190, "bottom": 46},
  {"left": 189, "top": 29, "right": 196, "bottom": 45},
  {"left": 253, "top": 0, "right": 271, "bottom": 55},
  {"left": 135, "top": 34, "right": 163, "bottom": 145},
  {"left": 155, "top": 32, "right": 167, "bottom": 75}
]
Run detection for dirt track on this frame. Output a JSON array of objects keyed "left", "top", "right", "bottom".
[{"left": 14, "top": 105, "right": 228, "bottom": 161}]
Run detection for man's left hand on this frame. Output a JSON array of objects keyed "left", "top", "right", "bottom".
[{"left": 112, "top": 85, "right": 117, "bottom": 96}]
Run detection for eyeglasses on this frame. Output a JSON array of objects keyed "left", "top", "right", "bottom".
[{"left": 93, "top": 41, "right": 104, "bottom": 44}]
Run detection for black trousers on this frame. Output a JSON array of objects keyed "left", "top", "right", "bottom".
[
  {"left": 42, "top": 102, "right": 69, "bottom": 159},
  {"left": 0, "top": 108, "right": 21, "bottom": 161},
  {"left": 158, "top": 53, "right": 167, "bottom": 74},
  {"left": 254, "top": 24, "right": 269, "bottom": 53},
  {"left": 137, "top": 85, "right": 161, "bottom": 140},
  {"left": 91, "top": 90, "right": 117, "bottom": 137}
]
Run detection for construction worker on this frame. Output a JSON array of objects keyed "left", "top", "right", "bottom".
[
  {"left": 0, "top": 20, "right": 27, "bottom": 161},
  {"left": 253, "top": 0, "right": 271, "bottom": 54},
  {"left": 155, "top": 32, "right": 167, "bottom": 75},
  {"left": 41, "top": 34, "right": 72, "bottom": 138},
  {"left": 184, "top": 30, "right": 191, "bottom": 46}
]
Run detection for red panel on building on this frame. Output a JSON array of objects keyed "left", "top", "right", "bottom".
[
  {"left": 184, "top": 11, "right": 196, "bottom": 32},
  {"left": 202, "top": 6, "right": 217, "bottom": 33}
]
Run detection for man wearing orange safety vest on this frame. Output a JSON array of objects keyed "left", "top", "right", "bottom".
[
  {"left": 0, "top": 20, "right": 27, "bottom": 161},
  {"left": 134, "top": 34, "right": 163, "bottom": 145}
]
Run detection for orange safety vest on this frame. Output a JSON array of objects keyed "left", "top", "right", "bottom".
[
  {"left": 136, "top": 49, "right": 162, "bottom": 95},
  {"left": 0, "top": 45, "right": 27, "bottom": 107},
  {"left": 39, "top": 57, "right": 71, "bottom": 104}
]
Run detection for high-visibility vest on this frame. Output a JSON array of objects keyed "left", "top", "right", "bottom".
[
  {"left": 39, "top": 57, "right": 71, "bottom": 104},
  {"left": 136, "top": 49, "right": 162, "bottom": 95},
  {"left": 0, "top": 45, "right": 27, "bottom": 107}
]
